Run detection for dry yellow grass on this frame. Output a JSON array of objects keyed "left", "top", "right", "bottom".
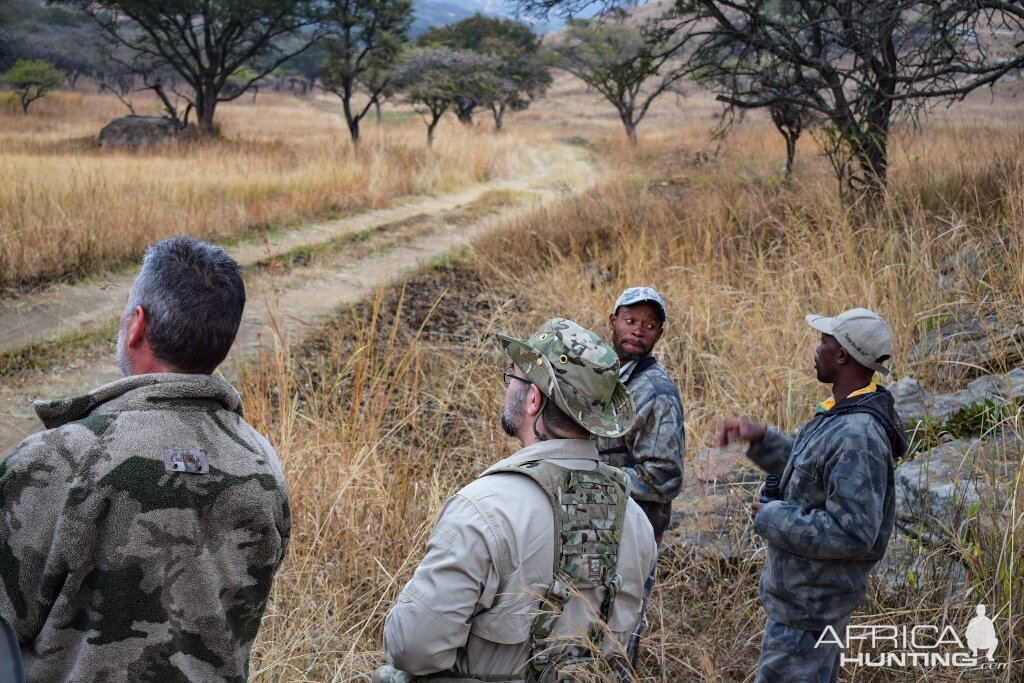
[
  {"left": 0, "top": 90, "right": 529, "bottom": 289},
  {"left": 234, "top": 107, "right": 1024, "bottom": 681}
]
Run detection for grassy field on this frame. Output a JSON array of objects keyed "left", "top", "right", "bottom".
[
  {"left": 5, "top": 76, "right": 1023, "bottom": 681},
  {"left": 232, "top": 104, "right": 1024, "bottom": 681},
  {"left": 0, "top": 90, "right": 528, "bottom": 290}
]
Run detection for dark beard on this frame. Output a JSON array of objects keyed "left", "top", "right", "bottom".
[
  {"left": 500, "top": 407, "right": 519, "bottom": 437},
  {"left": 501, "top": 381, "right": 529, "bottom": 437}
]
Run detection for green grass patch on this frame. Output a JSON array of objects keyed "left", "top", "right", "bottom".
[{"left": 0, "top": 320, "right": 117, "bottom": 378}]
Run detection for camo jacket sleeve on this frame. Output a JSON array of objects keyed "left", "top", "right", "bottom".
[
  {"left": 600, "top": 364, "right": 685, "bottom": 503},
  {"left": 753, "top": 417, "right": 891, "bottom": 560},
  {"left": 745, "top": 427, "right": 795, "bottom": 476},
  {"left": 0, "top": 435, "right": 73, "bottom": 642}
]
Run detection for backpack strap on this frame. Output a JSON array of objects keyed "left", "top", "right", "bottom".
[{"left": 484, "top": 461, "right": 628, "bottom": 681}]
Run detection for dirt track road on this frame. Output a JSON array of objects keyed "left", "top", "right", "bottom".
[{"left": 0, "top": 144, "right": 595, "bottom": 453}]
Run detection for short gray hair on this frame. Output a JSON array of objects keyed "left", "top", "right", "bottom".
[{"left": 128, "top": 237, "right": 245, "bottom": 374}]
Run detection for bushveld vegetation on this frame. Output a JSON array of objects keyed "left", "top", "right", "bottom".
[
  {"left": 0, "top": 91, "right": 527, "bottom": 290},
  {"left": 231, "top": 94, "right": 1024, "bottom": 681}
]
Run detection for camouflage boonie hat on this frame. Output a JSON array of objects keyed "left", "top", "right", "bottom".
[{"left": 496, "top": 318, "right": 636, "bottom": 438}]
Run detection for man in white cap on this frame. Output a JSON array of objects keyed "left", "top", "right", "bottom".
[
  {"left": 598, "top": 286, "right": 685, "bottom": 546},
  {"left": 715, "top": 308, "right": 907, "bottom": 683},
  {"left": 377, "top": 319, "right": 657, "bottom": 683}
]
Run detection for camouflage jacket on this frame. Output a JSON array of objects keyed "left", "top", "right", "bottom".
[
  {"left": 383, "top": 439, "right": 657, "bottom": 679},
  {"left": 597, "top": 356, "right": 685, "bottom": 503},
  {"left": 0, "top": 373, "right": 291, "bottom": 683},
  {"left": 747, "top": 387, "right": 906, "bottom": 630}
]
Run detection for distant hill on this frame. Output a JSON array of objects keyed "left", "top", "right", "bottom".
[{"left": 411, "top": 0, "right": 578, "bottom": 35}]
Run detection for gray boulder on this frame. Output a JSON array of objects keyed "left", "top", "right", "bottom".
[
  {"left": 909, "top": 315, "right": 1023, "bottom": 376},
  {"left": 881, "top": 433, "right": 1021, "bottom": 592},
  {"left": 99, "top": 116, "right": 181, "bottom": 149},
  {"left": 894, "top": 438, "right": 992, "bottom": 544},
  {"left": 888, "top": 368, "right": 1024, "bottom": 424}
]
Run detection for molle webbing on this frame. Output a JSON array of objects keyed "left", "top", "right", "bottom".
[{"left": 484, "top": 461, "right": 627, "bottom": 682}]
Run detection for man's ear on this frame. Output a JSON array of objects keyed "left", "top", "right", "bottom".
[
  {"left": 524, "top": 383, "right": 544, "bottom": 417},
  {"left": 835, "top": 345, "right": 850, "bottom": 366},
  {"left": 126, "top": 305, "right": 148, "bottom": 348},
  {"left": 608, "top": 311, "right": 616, "bottom": 329}
]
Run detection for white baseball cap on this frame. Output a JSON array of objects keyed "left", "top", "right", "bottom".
[{"left": 805, "top": 308, "right": 892, "bottom": 375}]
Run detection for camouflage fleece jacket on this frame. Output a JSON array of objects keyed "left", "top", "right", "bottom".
[
  {"left": 597, "top": 356, "right": 685, "bottom": 503},
  {"left": 747, "top": 387, "right": 907, "bottom": 631},
  {"left": 0, "top": 373, "right": 291, "bottom": 683}
]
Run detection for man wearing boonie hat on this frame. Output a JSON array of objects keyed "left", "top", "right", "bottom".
[
  {"left": 598, "top": 286, "right": 685, "bottom": 545},
  {"left": 378, "top": 319, "right": 657, "bottom": 683},
  {"left": 715, "top": 308, "right": 907, "bottom": 683}
]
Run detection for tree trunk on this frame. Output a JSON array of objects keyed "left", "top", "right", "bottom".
[
  {"left": 375, "top": 98, "right": 383, "bottom": 125},
  {"left": 492, "top": 103, "right": 506, "bottom": 131},
  {"left": 341, "top": 86, "right": 360, "bottom": 148},
  {"left": 348, "top": 117, "right": 361, "bottom": 147},
  {"left": 196, "top": 86, "right": 218, "bottom": 136},
  {"left": 427, "top": 113, "right": 441, "bottom": 148},
  {"left": 619, "top": 107, "right": 638, "bottom": 145},
  {"left": 624, "top": 120, "right": 638, "bottom": 145},
  {"left": 853, "top": 133, "right": 887, "bottom": 199},
  {"left": 784, "top": 133, "right": 797, "bottom": 182},
  {"left": 455, "top": 97, "right": 476, "bottom": 126}
]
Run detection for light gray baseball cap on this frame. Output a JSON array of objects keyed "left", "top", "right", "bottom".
[
  {"left": 806, "top": 308, "right": 892, "bottom": 375},
  {"left": 614, "top": 286, "right": 666, "bottom": 321}
]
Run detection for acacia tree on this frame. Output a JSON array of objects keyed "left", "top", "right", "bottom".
[
  {"left": 62, "top": 0, "right": 323, "bottom": 135},
  {"left": 548, "top": 16, "right": 691, "bottom": 144},
  {"left": 320, "top": 0, "right": 412, "bottom": 146},
  {"left": 392, "top": 47, "right": 501, "bottom": 147},
  {"left": 671, "top": 0, "right": 1024, "bottom": 198},
  {"left": 417, "top": 14, "right": 551, "bottom": 129},
  {"left": 524, "top": 0, "right": 1024, "bottom": 197},
  {"left": 2, "top": 59, "right": 63, "bottom": 112}
]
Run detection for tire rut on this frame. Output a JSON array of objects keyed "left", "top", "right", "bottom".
[{"left": 0, "top": 145, "right": 596, "bottom": 453}]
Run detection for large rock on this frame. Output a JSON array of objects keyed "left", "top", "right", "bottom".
[
  {"left": 668, "top": 446, "right": 763, "bottom": 561},
  {"left": 881, "top": 434, "right": 1021, "bottom": 592},
  {"left": 894, "top": 438, "right": 992, "bottom": 544},
  {"left": 99, "top": 116, "right": 181, "bottom": 149},
  {"left": 909, "top": 314, "right": 1023, "bottom": 377},
  {"left": 888, "top": 368, "right": 1024, "bottom": 424}
]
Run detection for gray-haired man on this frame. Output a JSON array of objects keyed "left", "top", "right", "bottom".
[
  {"left": 716, "top": 308, "right": 907, "bottom": 683},
  {"left": 0, "top": 237, "right": 290, "bottom": 683}
]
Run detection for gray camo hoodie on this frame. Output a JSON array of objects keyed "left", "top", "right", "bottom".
[{"left": 747, "top": 387, "right": 907, "bottom": 630}]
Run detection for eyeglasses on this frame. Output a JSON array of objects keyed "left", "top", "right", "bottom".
[{"left": 502, "top": 366, "right": 534, "bottom": 387}]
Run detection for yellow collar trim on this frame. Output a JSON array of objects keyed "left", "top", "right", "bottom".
[{"left": 818, "top": 381, "right": 877, "bottom": 413}]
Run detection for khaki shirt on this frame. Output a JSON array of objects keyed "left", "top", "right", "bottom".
[{"left": 383, "top": 439, "right": 657, "bottom": 678}]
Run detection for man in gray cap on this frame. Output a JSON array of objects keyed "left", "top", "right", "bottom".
[
  {"left": 715, "top": 308, "right": 907, "bottom": 683},
  {"left": 378, "top": 319, "right": 657, "bottom": 683},
  {"left": 598, "top": 286, "right": 685, "bottom": 545}
]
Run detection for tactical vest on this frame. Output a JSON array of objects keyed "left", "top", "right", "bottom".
[{"left": 483, "top": 460, "right": 630, "bottom": 683}]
